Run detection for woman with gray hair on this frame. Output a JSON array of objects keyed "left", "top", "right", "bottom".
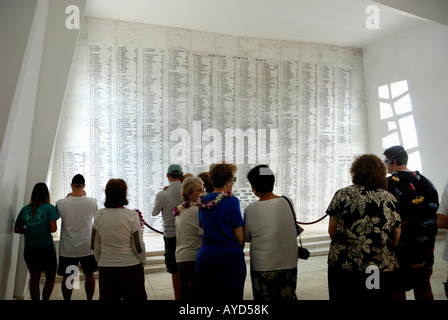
[{"left": 174, "top": 176, "right": 204, "bottom": 300}]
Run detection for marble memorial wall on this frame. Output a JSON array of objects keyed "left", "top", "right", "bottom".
[{"left": 51, "top": 18, "right": 368, "bottom": 231}]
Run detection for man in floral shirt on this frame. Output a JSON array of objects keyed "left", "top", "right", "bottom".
[{"left": 384, "top": 145, "right": 439, "bottom": 300}]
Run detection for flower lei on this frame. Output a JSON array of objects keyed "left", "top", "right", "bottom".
[
  {"left": 173, "top": 191, "right": 233, "bottom": 216},
  {"left": 135, "top": 209, "right": 145, "bottom": 233}
]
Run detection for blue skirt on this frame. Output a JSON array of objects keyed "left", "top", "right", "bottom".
[{"left": 195, "top": 250, "right": 247, "bottom": 301}]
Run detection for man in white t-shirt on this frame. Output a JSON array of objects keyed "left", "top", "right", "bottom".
[
  {"left": 437, "top": 181, "right": 448, "bottom": 299},
  {"left": 56, "top": 174, "right": 98, "bottom": 300}
]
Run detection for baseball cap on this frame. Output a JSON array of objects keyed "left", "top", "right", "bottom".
[
  {"left": 72, "top": 174, "right": 85, "bottom": 184},
  {"left": 167, "top": 164, "right": 183, "bottom": 174}
]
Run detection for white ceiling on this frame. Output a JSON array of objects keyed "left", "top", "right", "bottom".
[{"left": 84, "top": 0, "right": 428, "bottom": 48}]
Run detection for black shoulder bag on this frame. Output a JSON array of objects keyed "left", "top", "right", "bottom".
[{"left": 282, "top": 196, "right": 310, "bottom": 260}]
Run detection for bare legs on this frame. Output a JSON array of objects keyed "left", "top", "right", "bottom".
[
  {"left": 28, "top": 268, "right": 56, "bottom": 300},
  {"left": 62, "top": 273, "right": 96, "bottom": 300},
  {"left": 172, "top": 273, "right": 181, "bottom": 300}
]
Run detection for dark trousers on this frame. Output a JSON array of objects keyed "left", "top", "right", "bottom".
[
  {"left": 195, "top": 251, "right": 246, "bottom": 301},
  {"left": 178, "top": 261, "right": 198, "bottom": 300},
  {"left": 328, "top": 265, "right": 395, "bottom": 301},
  {"left": 98, "top": 264, "right": 147, "bottom": 300}
]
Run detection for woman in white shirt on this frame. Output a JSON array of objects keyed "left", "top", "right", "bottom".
[
  {"left": 91, "top": 178, "right": 147, "bottom": 300},
  {"left": 174, "top": 176, "right": 204, "bottom": 300},
  {"left": 244, "top": 165, "right": 298, "bottom": 300}
]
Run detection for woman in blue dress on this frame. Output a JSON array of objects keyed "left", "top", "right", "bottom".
[{"left": 195, "top": 162, "right": 246, "bottom": 301}]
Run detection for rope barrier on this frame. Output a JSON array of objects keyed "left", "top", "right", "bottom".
[
  {"left": 143, "top": 221, "right": 164, "bottom": 235},
  {"left": 297, "top": 214, "right": 328, "bottom": 225},
  {"left": 143, "top": 214, "right": 328, "bottom": 235}
]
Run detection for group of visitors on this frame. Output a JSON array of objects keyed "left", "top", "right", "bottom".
[
  {"left": 155, "top": 162, "right": 298, "bottom": 301},
  {"left": 14, "top": 175, "right": 147, "bottom": 300},
  {"left": 13, "top": 145, "right": 448, "bottom": 301},
  {"left": 327, "top": 146, "right": 443, "bottom": 300}
]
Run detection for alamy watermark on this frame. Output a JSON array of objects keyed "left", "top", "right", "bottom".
[
  {"left": 65, "top": 265, "right": 80, "bottom": 290},
  {"left": 169, "top": 121, "right": 278, "bottom": 171},
  {"left": 66, "top": 4, "right": 380, "bottom": 30},
  {"left": 65, "top": 5, "right": 80, "bottom": 30},
  {"left": 365, "top": 265, "right": 380, "bottom": 290},
  {"left": 365, "top": 5, "right": 380, "bottom": 30}
]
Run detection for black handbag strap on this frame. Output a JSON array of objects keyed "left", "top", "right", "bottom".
[{"left": 282, "top": 196, "right": 303, "bottom": 237}]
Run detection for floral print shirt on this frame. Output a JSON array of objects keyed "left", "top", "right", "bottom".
[
  {"left": 326, "top": 185, "right": 401, "bottom": 272},
  {"left": 387, "top": 170, "right": 439, "bottom": 268}
]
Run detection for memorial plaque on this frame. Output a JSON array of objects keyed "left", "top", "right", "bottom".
[{"left": 51, "top": 18, "right": 368, "bottom": 232}]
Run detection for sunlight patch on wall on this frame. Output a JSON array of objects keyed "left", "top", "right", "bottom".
[{"left": 378, "top": 80, "right": 422, "bottom": 171}]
